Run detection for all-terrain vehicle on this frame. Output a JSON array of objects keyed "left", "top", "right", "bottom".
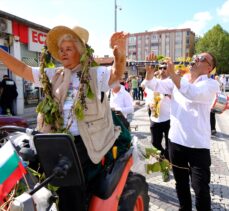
[{"left": 0, "top": 122, "right": 149, "bottom": 211}]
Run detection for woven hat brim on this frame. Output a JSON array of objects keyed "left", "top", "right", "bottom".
[{"left": 46, "top": 26, "right": 85, "bottom": 62}]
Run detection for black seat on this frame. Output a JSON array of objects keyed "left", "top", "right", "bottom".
[{"left": 33, "top": 133, "right": 85, "bottom": 187}]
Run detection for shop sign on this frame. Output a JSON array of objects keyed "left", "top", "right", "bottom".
[{"left": 28, "top": 28, "right": 47, "bottom": 52}]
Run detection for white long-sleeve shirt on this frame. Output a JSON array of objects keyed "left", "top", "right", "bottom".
[
  {"left": 143, "top": 74, "right": 220, "bottom": 149},
  {"left": 110, "top": 85, "right": 134, "bottom": 118}
]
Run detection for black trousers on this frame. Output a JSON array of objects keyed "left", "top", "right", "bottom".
[
  {"left": 150, "top": 119, "right": 170, "bottom": 160},
  {"left": 1, "top": 100, "right": 15, "bottom": 115},
  {"left": 138, "top": 87, "right": 144, "bottom": 100},
  {"left": 57, "top": 136, "right": 98, "bottom": 211},
  {"left": 169, "top": 141, "right": 211, "bottom": 211},
  {"left": 210, "top": 111, "right": 216, "bottom": 131}
]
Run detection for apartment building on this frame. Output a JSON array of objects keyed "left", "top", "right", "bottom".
[{"left": 127, "top": 28, "right": 195, "bottom": 62}]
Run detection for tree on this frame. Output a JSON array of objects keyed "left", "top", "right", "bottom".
[{"left": 195, "top": 24, "right": 229, "bottom": 74}]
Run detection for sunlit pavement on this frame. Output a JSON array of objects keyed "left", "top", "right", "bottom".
[{"left": 131, "top": 103, "right": 229, "bottom": 211}]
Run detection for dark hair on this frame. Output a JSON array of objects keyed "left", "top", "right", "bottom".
[
  {"left": 3, "top": 75, "right": 9, "bottom": 79},
  {"left": 208, "top": 52, "right": 217, "bottom": 70}
]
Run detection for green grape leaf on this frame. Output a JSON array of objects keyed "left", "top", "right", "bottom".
[
  {"left": 145, "top": 147, "right": 161, "bottom": 158},
  {"left": 46, "top": 62, "right": 55, "bottom": 68},
  {"left": 86, "top": 85, "right": 94, "bottom": 99},
  {"left": 91, "top": 60, "right": 98, "bottom": 67},
  {"left": 146, "top": 162, "right": 161, "bottom": 174},
  {"left": 74, "top": 101, "right": 85, "bottom": 120},
  {"left": 47, "top": 184, "right": 59, "bottom": 192},
  {"left": 43, "top": 103, "right": 51, "bottom": 113},
  {"left": 162, "top": 170, "right": 170, "bottom": 182},
  {"left": 160, "top": 159, "right": 170, "bottom": 171},
  {"left": 36, "top": 101, "right": 44, "bottom": 112}
]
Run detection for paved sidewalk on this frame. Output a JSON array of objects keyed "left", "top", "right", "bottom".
[{"left": 131, "top": 105, "right": 229, "bottom": 211}]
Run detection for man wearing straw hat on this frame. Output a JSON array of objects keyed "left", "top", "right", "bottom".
[{"left": 0, "top": 25, "right": 128, "bottom": 210}]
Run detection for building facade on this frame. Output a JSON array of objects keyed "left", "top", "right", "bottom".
[
  {"left": 0, "top": 10, "right": 49, "bottom": 115},
  {"left": 127, "top": 28, "right": 195, "bottom": 62}
]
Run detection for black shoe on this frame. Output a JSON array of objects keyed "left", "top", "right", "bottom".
[{"left": 211, "top": 129, "right": 217, "bottom": 135}]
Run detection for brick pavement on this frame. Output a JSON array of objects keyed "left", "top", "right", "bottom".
[{"left": 130, "top": 103, "right": 229, "bottom": 211}]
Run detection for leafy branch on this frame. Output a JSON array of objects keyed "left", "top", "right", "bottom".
[
  {"left": 74, "top": 45, "right": 98, "bottom": 120},
  {"left": 36, "top": 46, "right": 64, "bottom": 132},
  {"left": 144, "top": 147, "right": 171, "bottom": 182}
]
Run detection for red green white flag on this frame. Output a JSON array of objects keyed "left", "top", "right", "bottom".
[{"left": 0, "top": 141, "right": 26, "bottom": 204}]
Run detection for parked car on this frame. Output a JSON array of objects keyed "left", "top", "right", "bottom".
[{"left": 0, "top": 115, "right": 29, "bottom": 128}]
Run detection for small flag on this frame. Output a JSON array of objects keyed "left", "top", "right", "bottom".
[{"left": 0, "top": 141, "right": 26, "bottom": 204}]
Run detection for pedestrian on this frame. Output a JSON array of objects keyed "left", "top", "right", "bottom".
[
  {"left": 144, "top": 52, "right": 220, "bottom": 211},
  {"left": 142, "top": 64, "right": 171, "bottom": 160},
  {"left": 131, "top": 76, "right": 139, "bottom": 100},
  {"left": 0, "top": 75, "right": 18, "bottom": 115},
  {"left": 219, "top": 74, "right": 226, "bottom": 93},
  {"left": 0, "top": 25, "right": 127, "bottom": 211},
  {"left": 110, "top": 82, "right": 134, "bottom": 129},
  {"left": 143, "top": 86, "right": 153, "bottom": 117},
  {"left": 210, "top": 74, "right": 221, "bottom": 135},
  {"left": 138, "top": 76, "right": 144, "bottom": 100}
]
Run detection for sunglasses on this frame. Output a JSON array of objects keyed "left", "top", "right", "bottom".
[
  {"left": 192, "top": 55, "right": 211, "bottom": 67},
  {"left": 158, "top": 66, "right": 167, "bottom": 70}
]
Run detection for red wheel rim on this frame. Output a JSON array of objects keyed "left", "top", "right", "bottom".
[{"left": 134, "top": 195, "right": 144, "bottom": 211}]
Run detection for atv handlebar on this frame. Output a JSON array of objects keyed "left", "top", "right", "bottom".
[{"left": 0, "top": 125, "right": 40, "bottom": 135}]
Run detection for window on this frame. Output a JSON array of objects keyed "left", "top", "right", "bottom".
[{"left": 128, "top": 36, "right": 136, "bottom": 45}]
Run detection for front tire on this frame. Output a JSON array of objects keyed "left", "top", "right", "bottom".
[{"left": 118, "top": 172, "right": 149, "bottom": 211}]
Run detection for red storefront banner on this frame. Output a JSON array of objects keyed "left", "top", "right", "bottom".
[{"left": 12, "top": 21, "right": 28, "bottom": 44}]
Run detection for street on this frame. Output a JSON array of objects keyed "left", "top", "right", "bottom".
[
  {"left": 24, "top": 100, "right": 229, "bottom": 210},
  {"left": 131, "top": 102, "right": 229, "bottom": 211}
]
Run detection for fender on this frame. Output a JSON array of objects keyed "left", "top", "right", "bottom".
[{"left": 88, "top": 155, "right": 133, "bottom": 211}]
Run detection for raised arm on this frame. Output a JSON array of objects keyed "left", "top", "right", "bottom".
[
  {"left": 108, "top": 32, "right": 128, "bottom": 85},
  {"left": 0, "top": 48, "right": 34, "bottom": 82},
  {"left": 145, "top": 53, "right": 157, "bottom": 80},
  {"left": 165, "top": 59, "right": 181, "bottom": 89}
]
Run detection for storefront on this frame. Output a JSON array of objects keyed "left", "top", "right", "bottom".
[{"left": 0, "top": 11, "right": 49, "bottom": 114}]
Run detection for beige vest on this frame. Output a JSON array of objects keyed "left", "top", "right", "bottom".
[{"left": 37, "top": 66, "right": 121, "bottom": 164}]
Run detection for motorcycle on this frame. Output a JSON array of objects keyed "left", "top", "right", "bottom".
[{"left": 0, "top": 125, "right": 149, "bottom": 211}]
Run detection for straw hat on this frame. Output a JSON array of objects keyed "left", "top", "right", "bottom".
[{"left": 46, "top": 26, "right": 89, "bottom": 61}]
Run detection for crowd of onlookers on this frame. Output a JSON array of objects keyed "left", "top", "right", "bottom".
[{"left": 119, "top": 75, "right": 145, "bottom": 101}]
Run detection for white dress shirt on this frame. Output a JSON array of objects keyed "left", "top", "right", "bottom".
[
  {"left": 143, "top": 74, "right": 220, "bottom": 149},
  {"left": 110, "top": 85, "right": 134, "bottom": 118}
]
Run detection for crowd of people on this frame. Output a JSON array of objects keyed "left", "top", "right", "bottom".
[
  {"left": 0, "top": 21, "right": 227, "bottom": 211},
  {"left": 143, "top": 52, "right": 220, "bottom": 211}
]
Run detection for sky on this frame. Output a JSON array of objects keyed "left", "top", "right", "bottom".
[{"left": 1, "top": 0, "right": 229, "bottom": 57}]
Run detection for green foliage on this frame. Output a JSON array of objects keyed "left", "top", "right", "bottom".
[
  {"left": 86, "top": 84, "right": 94, "bottom": 99},
  {"left": 74, "top": 101, "right": 85, "bottom": 120},
  {"left": 74, "top": 44, "right": 97, "bottom": 120},
  {"left": 36, "top": 46, "right": 64, "bottom": 132},
  {"left": 157, "top": 55, "right": 165, "bottom": 62},
  {"left": 144, "top": 146, "right": 171, "bottom": 182},
  {"left": 195, "top": 24, "right": 229, "bottom": 74}
]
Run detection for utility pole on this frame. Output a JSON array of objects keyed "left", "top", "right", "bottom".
[{"left": 114, "top": 0, "right": 117, "bottom": 32}]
